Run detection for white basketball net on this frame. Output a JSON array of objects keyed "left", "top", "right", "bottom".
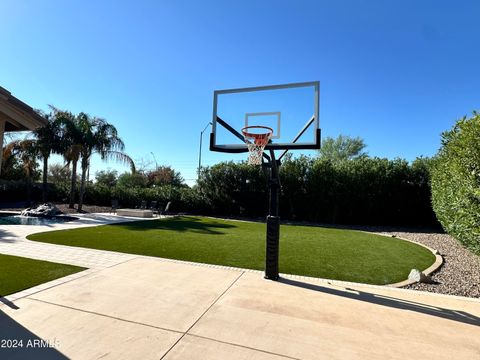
[{"left": 243, "top": 127, "right": 273, "bottom": 165}]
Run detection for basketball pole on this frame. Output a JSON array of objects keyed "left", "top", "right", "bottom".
[
  {"left": 198, "top": 122, "right": 212, "bottom": 178},
  {"left": 265, "top": 149, "right": 280, "bottom": 280}
]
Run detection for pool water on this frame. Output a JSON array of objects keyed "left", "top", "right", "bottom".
[{"left": 0, "top": 214, "right": 78, "bottom": 225}]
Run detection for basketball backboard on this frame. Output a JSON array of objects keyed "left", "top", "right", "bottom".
[{"left": 209, "top": 81, "right": 320, "bottom": 154}]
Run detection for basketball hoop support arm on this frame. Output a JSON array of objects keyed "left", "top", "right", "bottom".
[{"left": 265, "top": 149, "right": 281, "bottom": 280}]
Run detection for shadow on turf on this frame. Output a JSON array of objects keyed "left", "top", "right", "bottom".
[
  {"left": 114, "top": 216, "right": 237, "bottom": 235},
  {"left": 280, "top": 278, "right": 480, "bottom": 327}
]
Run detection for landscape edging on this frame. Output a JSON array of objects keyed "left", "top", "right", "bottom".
[{"left": 369, "top": 232, "right": 444, "bottom": 288}]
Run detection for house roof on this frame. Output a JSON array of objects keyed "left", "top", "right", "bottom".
[{"left": 0, "top": 86, "right": 47, "bottom": 132}]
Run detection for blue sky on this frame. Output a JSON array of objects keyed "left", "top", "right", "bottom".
[{"left": 1, "top": 0, "right": 479, "bottom": 185}]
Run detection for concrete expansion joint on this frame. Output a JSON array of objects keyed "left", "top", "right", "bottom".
[{"left": 160, "top": 271, "right": 245, "bottom": 359}]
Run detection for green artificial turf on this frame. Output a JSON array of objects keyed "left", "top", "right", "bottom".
[
  {"left": 27, "top": 216, "right": 435, "bottom": 285},
  {"left": 0, "top": 254, "right": 86, "bottom": 296}
]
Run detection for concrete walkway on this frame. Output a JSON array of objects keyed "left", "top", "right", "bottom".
[
  {"left": 1, "top": 258, "right": 479, "bottom": 359},
  {"left": 0, "top": 213, "right": 143, "bottom": 270}
]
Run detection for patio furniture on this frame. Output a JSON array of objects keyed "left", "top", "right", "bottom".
[
  {"left": 136, "top": 200, "right": 147, "bottom": 210},
  {"left": 163, "top": 201, "right": 172, "bottom": 215},
  {"left": 111, "top": 199, "right": 119, "bottom": 214},
  {"left": 149, "top": 201, "right": 159, "bottom": 215}
]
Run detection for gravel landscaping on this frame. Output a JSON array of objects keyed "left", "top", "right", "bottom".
[{"left": 366, "top": 228, "right": 480, "bottom": 298}]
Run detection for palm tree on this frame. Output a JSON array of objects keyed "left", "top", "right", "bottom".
[
  {"left": 4, "top": 139, "right": 39, "bottom": 205},
  {"left": 76, "top": 113, "right": 134, "bottom": 212},
  {"left": 1, "top": 140, "right": 18, "bottom": 177},
  {"left": 56, "top": 110, "right": 83, "bottom": 208},
  {"left": 33, "top": 109, "right": 62, "bottom": 202}
]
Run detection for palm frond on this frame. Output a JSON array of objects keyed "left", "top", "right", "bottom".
[{"left": 98, "top": 150, "right": 136, "bottom": 173}]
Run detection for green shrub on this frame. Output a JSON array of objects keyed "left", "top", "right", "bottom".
[
  {"left": 302, "top": 156, "right": 435, "bottom": 225},
  {"left": 47, "top": 182, "right": 70, "bottom": 202},
  {"left": 279, "top": 155, "right": 313, "bottom": 220},
  {"left": 66, "top": 155, "right": 437, "bottom": 227},
  {"left": 83, "top": 183, "right": 112, "bottom": 206},
  {"left": 109, "top": 184, "right": 202, "bottom": 213},
  {"left": 431, "top": 112, "right": 480, "bottom": 254},
  {"left": 116, "top": 172, "right": 148, "bottom": 188},
  {"left": 0, "top": 180, "right": 29, "bottom": 202},
  {"left": 197, "top": 162, "right": 267, "bottom": 217},
  {"left": 0, "top": 179, "right": 45, "bottom": 205},
  {"left": 198, "top": 156, "right": 437, "bottom": 226},
  {"left": 95, "top": 170, "right": 118, "bottom": 187}
]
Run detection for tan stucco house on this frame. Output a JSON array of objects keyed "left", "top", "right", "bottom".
[{"left": 0, "top": 86, "right": 47, "bottom": 174}]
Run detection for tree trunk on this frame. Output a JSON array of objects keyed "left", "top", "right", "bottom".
[
  {"left": 69, "top": 160, "right": 77, "bottom": 209},
  {"left": 77, "top": 157, "right": 88, "bottom": 213},
  {"left": 42, "top": 156, "right": 48, "bottom": 203},
  {"left": 26, "top": 177, "right": 32, "bottom": 207}
]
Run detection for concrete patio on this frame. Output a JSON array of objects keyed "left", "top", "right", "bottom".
[{"left": 1, "top": 257, "right": 479, "bottom": 359}]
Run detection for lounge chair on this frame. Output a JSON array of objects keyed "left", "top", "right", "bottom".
[
  {"left": 163, "top": 201, "right": 172, "bottom": 215},
  {"left": 149, "top": 201, "right": 159, "bottom": 215},
  {"left": 137, "top": 200, "right": 147, "bottom": 210},
  {"left": 111, "top": 199, "right": 119, "bottom": 214}
]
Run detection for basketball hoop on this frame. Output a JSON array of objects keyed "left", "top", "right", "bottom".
[{"left": 241, "top": 126, "right": 273, "bottom": 165}]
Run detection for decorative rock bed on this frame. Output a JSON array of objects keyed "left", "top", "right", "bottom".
[{"left": 374, "top": 229, "right": 480, "bottom": 298}]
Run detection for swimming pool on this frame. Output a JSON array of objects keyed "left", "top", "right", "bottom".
[{"left": 0, "top": 213, "right": 78, "bottom": 225}]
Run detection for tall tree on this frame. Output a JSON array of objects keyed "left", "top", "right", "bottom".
[
  {"left": 4, "top": 139, "right": 39, "bottom": 205},
  {"left": 1, "top": 141, "right": 24, "bottom": 179},
  {"left": 48, "top": 163, "right": 71, "bottom": 185},
  {"left": 146, "top": 166, "right": 184, "bottom": 187},
  {"left": 95, "top": 169, "right": 118, "bottom": 187},
  {"left": 76, "top": 113, "right": 134, "bottom": 212},
  {"left": 319, "top": 135, "right": 367, "bottom": 162},
  {"left": 56, "top": 110, "right": 83, "bottom": 208},
  {"left": 33, "top": 110, "right": 62, "bottom": 202}
]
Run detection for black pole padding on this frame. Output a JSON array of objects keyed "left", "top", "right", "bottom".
[
  {"left": 265, "top": 215, "right": 280, "bottom": 280},
  {"left": 264, "top": 149, "right": 281, "bottom": 281}
]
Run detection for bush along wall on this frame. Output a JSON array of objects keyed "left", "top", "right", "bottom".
[
  {"left": 197, "top": 162, "right": 268, "bottom": 217},
  {"left": 198, "top": 156, "right": 438, "bottom": 227},
  {"left": 66, "top": 155, "right": 437, "bottom": 227},
  {"left": 82, "top": 184, "right": 207, "bottom": 215},
  {"left": 0, "top": 179, "right": 45, "bottom": 206},
  {"left": 431, "top": 112, "right": 480, "bottom": 255}
]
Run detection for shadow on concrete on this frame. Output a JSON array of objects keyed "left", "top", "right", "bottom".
[
  {"left": 116, "top": 216, "right": 237, "bottom": 235},
  {"left": 0, "top": 309, "right": 68, "bottom": 359},
  {"left": 0, "top": 296, "right": 19, "bottom": 310},
  {"left": 280, "top": 278, "right": 480, "bottom": 327},
  {"left": 0, "top": 228, "right": 21, "bottom": 243}
]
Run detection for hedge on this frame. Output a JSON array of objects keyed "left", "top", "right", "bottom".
[
  {"left": 197, "top": 156, "right": 438, "bottom": 226},
  {"left": 0, "top": 180, "right": 43, "bottom": 205},
  {"left": 2, "top": 155, "right": 438, "bottom": 228},
  {"left": 431, "top": 112, "right": 480, "bottom": 254},
  {"left": 82, "top": 184, "right": 207, "bottom": 214}
]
